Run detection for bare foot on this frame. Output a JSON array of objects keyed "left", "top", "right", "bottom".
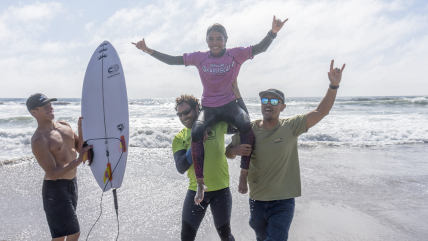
[
  {"left": 238, "top": 169, "right": 248, "bottom": 194},
  {"left": 195, "top": 178, "right": 207, "bottom": 204}
]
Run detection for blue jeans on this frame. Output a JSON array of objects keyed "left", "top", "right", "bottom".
[{"left": 249, "top": 198, "right": 295, "bottom": 241}]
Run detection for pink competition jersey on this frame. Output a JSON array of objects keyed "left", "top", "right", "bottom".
[{"left": 183, "top": 46, "right": 253, "bottom": 107}]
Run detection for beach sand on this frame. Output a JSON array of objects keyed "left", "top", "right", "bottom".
[{"left": 1, "top": 145, "right": 427, "bottom": 240}]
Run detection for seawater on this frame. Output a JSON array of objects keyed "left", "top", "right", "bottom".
[
  {"left": 1, "top": 96, "right": 427, "bottom": 240},
  {"left": 1, "top": 96, "right": 427, "bottom": 164}
]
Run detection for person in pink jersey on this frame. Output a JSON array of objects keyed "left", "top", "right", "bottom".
[{"left": 133, "top": 16, "right": 288, "bottom": 203}]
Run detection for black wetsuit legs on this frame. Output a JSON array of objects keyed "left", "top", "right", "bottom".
[
  {"left": 191, "top": 100, "right": 254, "bottom": 177},
  {"left": 181, "top": 187, "right": 235, "bottom": 241},
  {"left": 222, "top": 101, "right": 255, "bottom": 169}
]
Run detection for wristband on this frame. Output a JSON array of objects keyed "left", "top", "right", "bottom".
[{"left": 329, "top": 84, "right": 339, "bottom": 89}]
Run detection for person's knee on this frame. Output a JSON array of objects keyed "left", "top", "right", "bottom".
[
  {"left": 249, "top": 214, "right": 265, "bottom": 229},
  {"left": 235, "top": 113, "right": 251, "bottom": 133},
  {"left": 249, "top": 219, "right": 266, "bottom": 240},
  {"left": 66, "top": 231, "right": 80, "bottom": 241},
  {"left": 249, "top": 217, "right": 258, "bottom": 229},
  {"left": 52, "top": 237, "right": 66, "bottom": 241}
]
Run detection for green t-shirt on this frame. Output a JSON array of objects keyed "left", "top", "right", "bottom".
[
  {"left": 172, "top": 121, "right": 230, "bottom": 192},
  {"left": 232, "top": 115, "right": 307, "bottom": 201}
]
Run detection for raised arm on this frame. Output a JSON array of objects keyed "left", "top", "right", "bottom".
[
  {"left": 306, "top": 60, "right": 346, "bottom": 129},
  {"left": 132, "top": 38, "right": 184, "bottom": 65},
  {"left": 32, "top": 137, "right": 92, "bottom": 181},
  {"left": 252, "top": 15, "right": 288, "bottom": 56}
]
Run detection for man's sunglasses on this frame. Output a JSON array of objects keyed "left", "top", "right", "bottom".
[
  {"left": 261, "top": 98, "right": 282, "bottom": 106},
  {"left": 176, "top": 107, "right": 193, "bottom": 117}
]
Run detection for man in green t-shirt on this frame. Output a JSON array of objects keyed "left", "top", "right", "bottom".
[
  {"left": 226, "top": 60, "right": 345, "bottom": 241},
  {"left": 172, "top": 81, "right": 248, "bottom": 240}
]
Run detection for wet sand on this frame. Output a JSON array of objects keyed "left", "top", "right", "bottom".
[{"left": 1, "top": 145, "right": 427, "bottom": 240}]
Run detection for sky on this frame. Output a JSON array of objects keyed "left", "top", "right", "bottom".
[{"left": 0, "top": 0, "right": 427, "bottom": 99}]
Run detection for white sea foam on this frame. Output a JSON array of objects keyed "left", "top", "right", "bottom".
[{"left": 411, "top": 96, "right": 428, "bottom": 104}]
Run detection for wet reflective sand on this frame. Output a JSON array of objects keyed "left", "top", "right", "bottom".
[{"left": 1, "top": 145, "right": 427, "bottom": 240}]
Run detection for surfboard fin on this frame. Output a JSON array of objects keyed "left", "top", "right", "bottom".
[
  {"left": 83, "top": 141, "right": 94, "bottom": 165},
  {"left": 103, "top": 163, "right": 112, "bottom": 183},
  {"left": 120, "top": 135, "right": 127, "bottom": 152}
]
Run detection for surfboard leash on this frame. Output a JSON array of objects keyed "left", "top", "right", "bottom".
[{"left": 85, "top": 137, "right": 124, "bottom": 241}]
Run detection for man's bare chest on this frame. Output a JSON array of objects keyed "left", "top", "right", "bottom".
[{"left": 48, "top": 127, "right": 75, "bottom": 154}]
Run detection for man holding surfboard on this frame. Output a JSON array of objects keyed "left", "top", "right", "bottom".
[
  {"left": 172, "top": 80, "right": 247, "bottom": 241},
  {"left": 27, "top": 93, "right": 92, "bottom": 241}
]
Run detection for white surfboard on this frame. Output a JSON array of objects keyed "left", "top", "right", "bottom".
[{"left": 81, "top": 40, "right": 129, "bottom": 192}]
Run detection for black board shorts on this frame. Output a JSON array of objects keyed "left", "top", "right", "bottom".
[{"left": 42, "top": 177, "right": 80, "bottom": 238}]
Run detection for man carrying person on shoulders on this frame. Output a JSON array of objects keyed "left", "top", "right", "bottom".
[
  {"left": 28, "top": 93, "right": 92, "bottom": 241},
  {"left": 172, "top": 80, "right": 248, "bottom": 241},
  {"left": 226, "top": 60, "right": 345, "bottom": 241}
]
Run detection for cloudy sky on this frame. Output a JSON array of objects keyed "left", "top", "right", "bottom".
[{"left": 0, "top": 0, "right": 427, "bottom": 99}]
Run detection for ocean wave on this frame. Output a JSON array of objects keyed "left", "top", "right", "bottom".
[
  {"left": 1, "top": 96, "right": 427, "bottom": 108},
  {"left": 1, "top": 123, "right": 427, "bottom": 150},
  {"left": 0, "top": 99, "right": 80, "bottom": 106},
  {"left": 0, "top": 101, "right": 26, "bottom": 105},
  {"left": 0, "top": 116, "right": 35, "bottom": 124},
  {"left": 411, "top": 97, "right": 428, "bottom": 104},
  {"left": 299, "top": 126, "right": 428, "bottom": 146},
  {"left": 129, "top": 98, "right": 174, "bottom": 106},
  {"left": 0, "top": 130, "right": 33, "bottom": 145},
  {"left": 348, "top": 97, "right": 397, "bottom": 101},
  {"left": 336, "top": 97, "right": 428, "bottom": 106},
  {"left": 245, "top": 96, "right": 428, "bottom": 108},
  {"left": 0, "top": 95, "right": 427, "bottom": 164},
  {"left": 53, "top": 101, "right": 75, "bottom": 105}
]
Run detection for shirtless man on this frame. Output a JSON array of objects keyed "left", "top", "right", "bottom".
[{"left": 27, "top": 93, "right": 92, "bottom": 241}]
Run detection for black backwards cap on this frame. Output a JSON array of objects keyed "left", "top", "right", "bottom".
[
  {"left": 26, "top": 93, "right": 57, "bottom": 112},
  {"left": 259, "top": 89, "right": 285, "bottom": 103}
]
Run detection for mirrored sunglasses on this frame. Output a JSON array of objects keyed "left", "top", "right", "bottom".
[{"left": 261, "top": 98, "right": 281, "bottom": 106}]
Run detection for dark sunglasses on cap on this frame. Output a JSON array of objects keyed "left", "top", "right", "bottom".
[
  {"left": 261, "top": 98, "right": 282, "bottom": 106},
  {"left": 176, "top": 107, "right": 193, "bottom": 117}
]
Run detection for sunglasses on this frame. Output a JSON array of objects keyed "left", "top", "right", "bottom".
[
  {"left": 261, "top": 98, "right": 282, "bottom": 106},
  {"left": 176, "top": 107, "right": 193, "bottom": 117}
]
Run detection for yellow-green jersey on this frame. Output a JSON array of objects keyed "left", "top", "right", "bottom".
[{"left": 172, "top": 121, "right": 230, "bottom": 192}]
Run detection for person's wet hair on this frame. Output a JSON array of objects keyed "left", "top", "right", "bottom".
[
  {"left": 175, "top": 95, "right": 201, "bottom": 111},
  {"left": 206, "top": 23, "right": 228, "bottom": 40}
]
